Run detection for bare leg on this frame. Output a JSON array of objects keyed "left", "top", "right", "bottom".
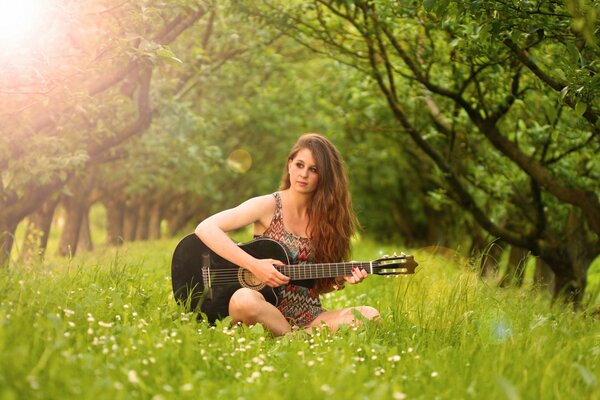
[
  {"left": 308, "top": 306, "right": 380, "bottom": 332},
  {"left": 228, "top": 288, "right": 291, "bottom": 336}
]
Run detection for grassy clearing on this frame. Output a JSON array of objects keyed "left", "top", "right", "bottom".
[{"left": 0, "top": 238, "right": 599, "bottom": 400}]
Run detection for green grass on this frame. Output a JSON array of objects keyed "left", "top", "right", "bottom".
[{"left": 1, "top": 238, "right": 599, "bottom": 400}]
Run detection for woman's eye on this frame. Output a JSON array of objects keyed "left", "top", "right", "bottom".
[
  {"left": 296, "top": 162, "right": 304, "bottom": 168},
  {"left": 310, "top": 167, "right": 318, "bottom": 173}
]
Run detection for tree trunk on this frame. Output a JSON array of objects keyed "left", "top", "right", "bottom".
[
  {"left": 77, "top": 211, "right": 93, "bottom": 253},
  {"left": 551, "top": 264, "right": 580, "bottom": 304},
  {"left": 58, "top": 174, "right": 96, "bottom": 257},
  {"left": 58, "top": 196, "right": 85, "bottom": 257},
  {"left": 104, "top": 198, "right": 125, "bottom": 246},
  {"left": 167, "top": 209, "right": 188, "bottom": 237},
  {"left": 550, "top": 207, "right": 596, "bottom": 303},
  {"left": 534, "top": 258, "right": 554, "bottom": 294},
  {"left": 123, "top": 204, "right": 139, "bottom": 242},
  {"left": 0, "top": 220, "right": 19, "bottom": 268},
  {"left": 148, "top": 201, "right": 163, "bottom": 240},
  {"left": 424, "top": 208, "right": 447, "bottom": 246},
  {"left": 20, "top": 195, "right": 60, "bottom": 261},
  {"left": 540, "top": 248, "right": 590, "bottom": 305},
  {"left": 476, "top": 240, "right": 505, "bottom": 278},
  {"left": 135, "top": 202, "right": 150, "bottom": 241},
  {"left": 499, "top": 246, "right": 529, "bottom": 287},
  {"left": 167, "top": 206, "right": 204, "bottom": 237}
]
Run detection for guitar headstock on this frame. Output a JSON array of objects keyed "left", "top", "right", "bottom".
[{"left": 372, "top": 252, "right": 418, "bottom": 275}]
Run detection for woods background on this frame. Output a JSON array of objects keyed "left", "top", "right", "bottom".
[{"left": 1, "top": 0, "right": 599, "bottom": 303}]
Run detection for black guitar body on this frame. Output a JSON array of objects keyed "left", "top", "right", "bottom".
[
  {"left": 172, "top": 233, "right": 417, "bottom": 324},
  {"left": 171, "top": 234, "right": 291, "bottom": 323}
]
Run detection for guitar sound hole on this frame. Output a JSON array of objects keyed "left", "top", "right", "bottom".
[{"left": 238, "top": 269, "right": 265, "bottom": 290}]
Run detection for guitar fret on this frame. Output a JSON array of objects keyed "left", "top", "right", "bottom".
[
  {"left": 284, "top": 261, "right": 372, "bottom": 279},
  {"left": 282, "top": 260, "right": 403, "bottom": 280}
]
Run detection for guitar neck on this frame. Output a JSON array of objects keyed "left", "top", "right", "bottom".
[{"left": 279, "top": 261, "right": 371, "bottom": 280}]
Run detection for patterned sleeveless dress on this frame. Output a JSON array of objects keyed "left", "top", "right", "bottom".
[{"left": 256, "top": 192, "right": 324, "bottom": 327}]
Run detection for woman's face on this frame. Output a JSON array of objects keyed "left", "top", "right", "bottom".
[{"left": 288, "top": 148, "right": 319, "bottom": 194}]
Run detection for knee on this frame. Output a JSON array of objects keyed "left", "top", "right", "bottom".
[
  {"left": 229, "top": 288, "right": 263, "bottom": 321},
  {"left": 355, "top": 306, "right": 380, "bottom": 321}
]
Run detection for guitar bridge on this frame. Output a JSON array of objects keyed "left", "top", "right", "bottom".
[{"left": 202, "top": 253, "right": 213, "bottom": 300}]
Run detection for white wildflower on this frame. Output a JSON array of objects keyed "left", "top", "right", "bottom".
[
  {"left": 320, "top": 384, "right": 334, "bottom": 393},
  {"left": 127, "top": 370, "right": 140, "bottom": 384}
]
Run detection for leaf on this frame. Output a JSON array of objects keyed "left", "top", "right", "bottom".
[
  {"left": 249, "top": 323, "right": 265, "bottom": 335},
  {"left": 573, "top": 363, "right": 597, "bottom": 387},
  {"left": 156, "top": 48, "right": 183, "bottom": 65},
  {"left": 423, "top": 0, "right": 436, "bottom": 12},
  {"left": 435, "top": 0, "right": 449, "bottom": 15},
  {"left": 542, "top": 103, "right": 557, "bottom": 124},
  {"left": 495, "top": 376, "right": 521, "bottom": 400},
  {"left": 575, "top": 102, "right": 587, "bottom": 116},
  {"left": 553, "top": 68, "right": 567, "bottom": 82}
]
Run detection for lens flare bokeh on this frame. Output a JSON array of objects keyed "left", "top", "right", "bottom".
[{"left": 227, "top": 149, "right": 253, "bottom": 174}]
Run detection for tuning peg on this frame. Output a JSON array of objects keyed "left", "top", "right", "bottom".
[{"left": 392, "top": 252, "right": 397, "bottom": 257}]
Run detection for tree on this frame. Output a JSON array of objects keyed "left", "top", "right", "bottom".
[
  {"left": 0, "top": 0, "right": 208, "bottom": 265},
  {"left": 244, "top": 0, "right": 600, "bottom": 301}
]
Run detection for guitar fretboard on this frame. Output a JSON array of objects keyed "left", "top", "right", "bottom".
[{"left": 279, "top": 261, "right": 372, "bottom": 280}]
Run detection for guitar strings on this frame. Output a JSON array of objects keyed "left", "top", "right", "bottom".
[{"left": 197, "top": 262, "right": 386, "bottom": 286}]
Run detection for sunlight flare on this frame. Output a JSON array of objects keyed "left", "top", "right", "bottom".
[{"left": 0, "top": 0, "right": 48, "bottom": 50}]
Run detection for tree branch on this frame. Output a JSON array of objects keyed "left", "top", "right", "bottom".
[
  {"left": 358, "top": 11, "right": 537, "bottom": 249},
  {"left": 503, "top": 38, "right": 599, "bottom": 126}
]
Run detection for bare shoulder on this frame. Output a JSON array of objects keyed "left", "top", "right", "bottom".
[
  {"left": 197, "top": 194, "right": 276, "bottom": 233},
  {"left": 234, "top": 194, "right": 277, "bottom": 235},
  {"left": 241, "top": 193, "right": 276, "bottom": 208},
  {"left": 238, "top": 194, "right": 277, "bottom": 222}
]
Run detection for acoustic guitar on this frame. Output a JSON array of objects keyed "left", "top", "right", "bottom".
[{"left": 171, "top": 233, "right": 418, "bottom": 323}]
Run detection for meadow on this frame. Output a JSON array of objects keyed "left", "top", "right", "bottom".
[{"left": 1, "top": 234, "right": 599, "bottom": 400}]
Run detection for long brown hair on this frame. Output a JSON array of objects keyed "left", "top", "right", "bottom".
[{"left": 280, "top": 133, "right": 358, "bottom": 292}]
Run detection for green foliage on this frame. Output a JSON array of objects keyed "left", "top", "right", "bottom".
[
  {"left": 234, "top": 1, "right": 600, "bottom": 289},
  {"left": 2, "top": 1, "right": 599, "bottom": 297},
  {"left": 1, "top": 239, "right": 598, "bottom": 399}
]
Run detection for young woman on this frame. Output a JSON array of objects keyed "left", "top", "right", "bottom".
[{"left": 195, "top": 133, "right": 379, "bottom": 336}]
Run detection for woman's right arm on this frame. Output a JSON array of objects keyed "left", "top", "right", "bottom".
[{"left": 194, "top": 196, "right": 290, "bottom": 287}]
